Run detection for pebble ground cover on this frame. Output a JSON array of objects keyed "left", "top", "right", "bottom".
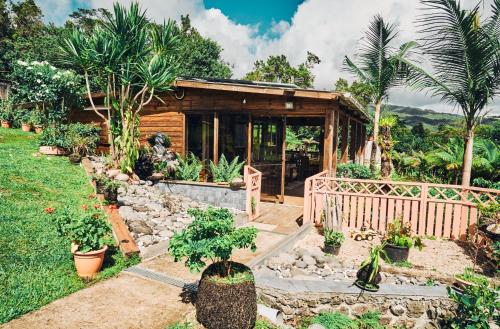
[{"left": 0, "top": 128, "right": 135, "bottom": 324}]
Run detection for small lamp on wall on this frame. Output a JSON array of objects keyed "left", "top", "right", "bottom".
[{"left": 285, "top": 99, "right": 294, "bottom": 110}]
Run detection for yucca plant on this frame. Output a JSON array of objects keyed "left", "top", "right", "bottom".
[
  {"left": 344, "top": 15, "right": 416, "bottom": 173},
  {"left": 175, "top": 153, "right": 202, "bottom": 182},
  {"left": 398, "top": 0, "right": 500, "bottom": 186},
  {"left": 209, "top": 154, "right": 244, "bottom": 183}
]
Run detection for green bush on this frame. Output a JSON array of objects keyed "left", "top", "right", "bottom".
[
  {"left": 66, "top": 123, "right": 101, "bottom": 155},
  {"left": 324, "top": 230, "right": 345, "bottom": 247},
  {"left": 169, "top": 207, "right": 257, "bottom": 276},
  {"left": 336, "top": 163, "right": 373, "bottom": 179},
  {"left": 209, "top": 154, "right": 244, "bottom": 183},
  {"left": 39, "top": 125, "right": 70, "bottom": 148},
  {"left": 385, "top": 218, "right": 424, "bottom": 250},
  {"left": 0, "top": 99, "right": 13, "bottom": 122},
  {"left": 447, "top": 282, "right": 499, "bottom": 328},
  {"left": 175, "top": 153, "right": 203, "bottom": 181},
  {"left": 308, "top": 311, "right": 384, "bottom": 329}
]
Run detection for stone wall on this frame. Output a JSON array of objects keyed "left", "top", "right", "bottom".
[
  {"left": 256, "top": 277, "right": 456, "bottom": 328},
  {"left": 157, "top": 181, "right": 246, "bottom": 211}
]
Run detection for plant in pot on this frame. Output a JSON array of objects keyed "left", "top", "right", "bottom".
[
  {"left": 169, "top": 207, "right": 258, "bottom": 329},
  {"left": 67, "top": 205, "right": 113, "bottom": 278},
  {"left": 29, "top": 109, "right": 45, "bottom": 134},
  {"left": 383, "top": 218, "right": 424, "bottom": 263},
  {"left": 66, "top": 123, "right": 101, "bottom": 164},
  {"left": 19, "top": 110, "right": 32, "bottom": 132},
  {"left": 0, "top": 99, "right": 13, "bottom": 128},
  {"left": 209, "top": 154, "right": 245, "bottom": 186},
  {"left": 453, "top": 267, "right": 490, "bottom": 292},
  {"left": 355, "top": 243, "right": 387, "bottom": 292},
  {"left": 38, "top": 125, "right": 69, "bottom": 155},
  {"left": 324, "top": 229, "right": 345, "bottom": 255},
  {"left": 92, "top": 174, "right": 122, "bottom": 203}
]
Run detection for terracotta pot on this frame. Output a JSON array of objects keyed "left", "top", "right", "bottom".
[
  {"left": 39, "top": 146, "right": 68, "bottom": 155},
  {"left": 21, "top": 123, "right": 31, "bottom": 132},
  {"left": 1, "top": 120, "right": 11, "bottom": 128},
  {"left": 34, "top": 126, "right": 43, "bottom": 134},
  {"left": 73, "top": 245, "right": 108, "bottom": 278}
]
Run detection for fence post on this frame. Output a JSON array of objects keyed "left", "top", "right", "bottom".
[{"left": 418, "top": 183, "right": 428, "bottom": 236}]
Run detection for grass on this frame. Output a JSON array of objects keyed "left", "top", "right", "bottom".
[
  {"left": 300, "top": 311, "right": 384, "bottom": 329},
  {"left": 0, "top": 128, "right": 138, "bottom": 324}
]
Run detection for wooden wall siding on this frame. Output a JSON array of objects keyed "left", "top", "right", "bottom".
[{"left": 303, "top": 173, "right": 500, "bottom": 240}]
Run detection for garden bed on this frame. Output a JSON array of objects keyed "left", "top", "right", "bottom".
[{"left": 0, "top": 129, "right": 133, "bottom": 324}]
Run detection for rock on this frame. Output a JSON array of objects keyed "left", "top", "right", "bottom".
[
  {"left": 255, "top": 267, "right": 277, "bottom": 278},
  {"left": 158, "top": 230, "right": 174, "bottom": 239},
  {"left": 115, "top": 173, "right": 130, "bottom": 182},
  {"left": 107, "top": 169, "right": 121, "bottom": 178},
  {"left": 308, "top": 324, "right": 326, "bottom": 329},
  {"left": 407, "top": 301, "right": 426, "bottom": 318},
  {"left": 294, "top": 260, "right": 307, "bottom": 269},
  {"left": 291, "top": 268, "right": 307, "bottom": 278},
  {"left": 149, "top": 172, "right": 164, "bottom": 181},
  {"left": 118, "top": 206, "right": 134, "bottom": 218},
  {"left": 325, "top": 272, "right": 345, "bottom": 281},
  {"left": 129, "top": 220, "right": 153, "bottom": 235},
  {"left": 390, "top": 304, "right": 406, "bottom": 316},
  {"left": 229, "top": 177, "right": 245, "bottom": 188},
  {"left": 146, "top": 202, "right": 163, "bottom": 212},
  {"left": 302, "top": 254, "right": 316, "bottom": 266},
  {"left": 133, "top": 205, "right": 149, "bottom": 212},
  {"left": 136, "top": 235, "right": 154, "bottom": 247},
  {"left": 267, "top": 253, "right": 295, "bottom": 270}
]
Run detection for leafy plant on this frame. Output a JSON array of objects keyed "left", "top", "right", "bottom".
[
  {"left": 29, "top": 109, "right": 45, "bottom": 127},
  {"left": 355, "top": 311, "right": 384, "bottom": 329},
  {"left": 209, "top": 154, "right": 244, "bottom": 183},
  {"left": 311, "top": 312, "right": 356, "bottom": 329},
  {"left": 66, "top": 123, "right": 101, "bottom": 156},
  {"left": 166, "top": 322, "right": 192, "bottom": 329},
  {"left": 175, "top": 153, "right": 202, "bottom": 181},
  {"left": 324, "top": 230, "right": 345, "bottom": 247},
  {"left": 336, "top": 163, "right": 373, "bottom": 179},
  {"left": 356, "top": 243, "right": 387, "bottom": 290},
  {"left": 38, "top": 125, "right": 70, "bottom": 148},
  {"left": 169, "top": 207, "right": 257, "bottom": 277},
  {"left": 92, "top": 174, "right": 122, "bottom": 195},
  {"left": 0, "top": 99, "right": 14, "bottom": 122},
  {"left": 456, "top": 267, "right": 490, "bottom": 286},
  {"left": 447, "top": 282, "right": 499, "bottom": 328},
  {"left": 385, "top": 218, "right": 424, "bottom": 250},
  {"left": 66, "top": 205, "right": 113, "bottom": 253}
]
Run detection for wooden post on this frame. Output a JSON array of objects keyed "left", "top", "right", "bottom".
[
  {"left": 323, "top": 110, "right": 333, "bottom": 172},
  {"left": 356, "top": 122, "right": 363, "bottom": 164},
  {"left": 340, "top": 115, "right": 349, "bottom": 163},
  {"left": 280, "top": 116, "right": 287, "bottom": 202},
  {"left": 360, "top": 124, "right": 366, "bottom": 165},
  {"left": 332, "top": 110, "right": 339, "bottom": 176},
  {"left": 213, "top": 112, "right": 219, "bottom": 164},
  {"left": 349, "top": 120, "right": 357, "bottom": 162},
  {"left": 418, "top": 183, "right": 428, "bottom": 236},
  {"left": 246, "top": 113, "right": 252, "bottom": 165}
]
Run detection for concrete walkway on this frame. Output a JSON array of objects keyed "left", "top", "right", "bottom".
[{"left": 2, "top": 205, "right": 299, "bottom": 329}]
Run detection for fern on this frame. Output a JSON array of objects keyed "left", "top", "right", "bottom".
[
  {"left": 175, "top": 153, "right": 202, "bottom": 181},
  {"left": 209, "top": 154, "right": 244, "bottom": 183}
]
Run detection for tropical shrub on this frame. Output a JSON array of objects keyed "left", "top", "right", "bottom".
[
  {"left": 384, "top": 218, "right": 423, "bottom": 250},
  {"left": 29, "top": 109, "right": 45, "bottom": 127},
  {"left": 0, "top": 99, "right": 14, "bottom": 122},
  {"left": 447, "top": 282, "right": 499, "bottom": 328},
  {"left": 66, "top": 123, "right": 101, "bottom": 155},
  {"left": 175, "top": 153, "right": 202, "bottom": 182},
  {"left": 324, "top": 230, "right": 345, "bottom": 247},
  {"left": 92, "top": 174, "right": 122, "bottom": 196},
  {"left": 39, "top": 125, "right": 70, "bottom": 148},
  {"left": 336, "top": 163, "right": 373, "bottom": 179},
  {"left": 169, "top": 207, "right": 257, "bottom": 275},
  {"left": 209, "top": 154, "right": 244, "bottom": 183}
]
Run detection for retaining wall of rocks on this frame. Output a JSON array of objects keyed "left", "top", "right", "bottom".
[
  {"left": 256, "top": 276, "right": 455, "bottom": 328},
  {"left": 157, "top": 181, "right": 246, "bottom": 211}
]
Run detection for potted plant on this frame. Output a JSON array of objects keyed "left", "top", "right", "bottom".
[
  {"left": 355, "top": 243, "right": 387, "bottom": 292},
  {"left": 324, "top": 229, "right": 345, "bottom": 255},
  {"left": 66, "top": 123, "right": 101, "bottom": 164},
  {"left": 92, "top": 174, "right": 122, "bottom": 203},
  {"left": 453, "top": 267, "right": 490, "bottom": 292},
  {"left": 383, "top": 218, "right": 424, "bottom": 263},
  {"left": 67, "top": 205, "right": 113, "bottom": 278},
  {"left": 20, "top": 111, "right": 31, "bottom": 132},
  {"left": 169, "top": 207, "right": 258, "bottom": 329},
  {"left": 0, "top": 99, "right": 13, "bottom": 128},
  {"left": 39, "top": 125, "right": 69, "bottom": 155},
  {"left": 29, "top": 109, "right": 45, "bottom": 134}
]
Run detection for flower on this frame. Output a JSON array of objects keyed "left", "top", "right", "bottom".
[
  {"left": 81, "top": 205, "right": 88, "bottom": 211},
  {"left": 93, "top": 204, "right": 100, "bottom": 209},
  {"left": 44, "top": 207, "right": 55, "bottom": 214}
]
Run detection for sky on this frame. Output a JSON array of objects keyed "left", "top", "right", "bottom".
[{"left": 37, "top": 0, "right": 499, "bottom": 115}]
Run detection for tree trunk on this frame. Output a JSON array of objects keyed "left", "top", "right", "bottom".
[
  {"left": 461, "top": 128, "right": 474, "bottom": 187},
  {"left": 380, "top": 125, "right": 392, "bottom": 179},
  {"left": 370, "top": 100, "right": 382, "bottom": 173}
]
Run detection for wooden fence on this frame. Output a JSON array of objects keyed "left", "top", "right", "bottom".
[
  {"left": 304, "top": 171, "right": 499, "bottom": 240},
  {"left": 244, "top": 165, "right": 262, "bottom": 220}
]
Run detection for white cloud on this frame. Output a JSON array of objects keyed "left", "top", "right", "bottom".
[{"left": 40, "top": 0, "right": 499, "bottom": 114}]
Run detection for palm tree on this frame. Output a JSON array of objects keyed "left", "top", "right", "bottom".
[
  {"left": 398, "top": 0, "right": 500, "bottom": 186},
  {"left": 344, "top": 15, "right": 416, "bottom": 173},
  {"left": 58, "top": 2, "right": 180, "bottom": 172}
]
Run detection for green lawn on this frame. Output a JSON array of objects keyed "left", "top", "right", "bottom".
[{"left": 0, "top": 128, "right": 136, "bottom": 324}]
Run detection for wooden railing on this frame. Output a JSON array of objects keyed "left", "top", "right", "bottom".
[
  {"left": 244, "top": 165, "right": 262, "bottom": 221},
  {"left": 304, "top": 172, "right": 500, "bottom": 240}
]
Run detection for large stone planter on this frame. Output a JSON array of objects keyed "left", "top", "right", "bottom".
[{"left": 39, "top": 146, "right": 68, "bottom": 156}]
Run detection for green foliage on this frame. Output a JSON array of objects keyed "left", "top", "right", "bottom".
[
  {"left": 166, "top": 322, "right": 192, "bottom": 329},
  {"left": 385, "top": 218, "right": 423, "bottom": 250},
  {"left": 393, "top": 260, "right": 412, "bottom": 268},
  {"left": 169, "top": 207, "right": 257, "bottom": 275},
  {"left": 324, "top": 230, "right": 345, "bottom": 247},
  {"left": 334, "top": 78, "right": 372, "bottom": 109},
  {"left": 447, "top": 282, "right": 499, "bottom": 328},
  {"left": 254, "top": 318, "right": 279, "bottom": 329},
  {"left": 0, "top": 98, "right": 14, "bottom": 121},
  {"left": 309, "top": 311, "right": 384, "bottom": 329},
  {"left": 38, "top": 125, "right": 70, "bottom": 148},
  {"left": 336, "top": 163, "right": 373, "bottom": 179},
  {"left": 175, "top": 153, "right": 202, "bottom": 181},
  {"left": 244, "top": 52, "right": 320, "bottom": 88},
  {"left": 92, "top": 174, "right": 122, "bottom": 195},
  {"left": 209, "top": 154, "right": 244, "bottom": 183},
  {"left": 358, "top": 244, "right": 387, "bottom": 288},
  {"left": 0, "top": 128, "right": 129, "bottom": 323},
  {"left": 66, "top": 122, "right": 101, "bottom": 155},
  {"left": 456, "top": 267, "right": 490, "bottom": 286}
]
